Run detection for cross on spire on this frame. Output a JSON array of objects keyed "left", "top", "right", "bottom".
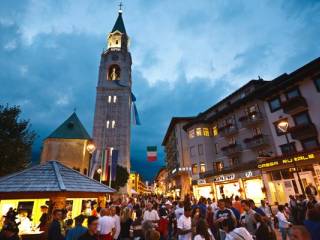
[{"left": 118, "top": 1, "right": 123, "bottom": 13}]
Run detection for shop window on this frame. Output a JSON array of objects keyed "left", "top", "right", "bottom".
[
  {"left": 190, "top": 146, "right": 195, "bottom": 157},
  {"left": 314, "top": 78, "right": 320, "bottom": 92},
  {"left": 17, "top": 201, "right": 34, "bottom": 218},
  {"left": 280, "top": 142, "right": 296, "bottom": 155},
  {"left": 252, "top": 127, "right": 262, "bottom": 136},
  {"left": 200, "top": 163, "right": 206, "bottom": 173},
  {"left": 293, "top": 111, "right": 311, "bottom": 126},
  {"left": 214, "top": 143, "right": 219, "bottom": 154},
  {"left": 198, "top": 144, "right": 204, "bottom": 155},
  {"left": 189, "top": 129, "right": 195, "bottom": 139},
  {"left": 192, "top": 164, "right": 198, "bottom": 174},
  {"left": 214, "top": 162, "right": 223, "bottom": 172},
  {"left": 196, "top": 128, "right": 202, "bottom": 136},
  {"left": 301, "top": 137, "right": 319, "bottom": 151},
  {"left": 203, "top": 128, "right": 210, "bottom": 136},
  {"left": 285, "top": 87, "right": 301, "bottom": 99},
  {"left": 271, "top": 171, "right": 282, "bottom": 181},
  {"left": 268, "top": 97, "right": 281, "bottom": 112},
  {"left": 212, "top": 126, "right": 219, "bottom": 136}
]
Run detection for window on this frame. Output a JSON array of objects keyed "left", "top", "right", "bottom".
[
  {"left": 192, "top": 164, "right": 198, "bottom": 174},
  {"left": 293, "top": 111, "right": 311, "bottom": 125},
  {"left": 198, "top": 144, "right": 204, "bottom": 155},
  {"left": 273, "top": 119, "right": 287, "bottom": 136},
  {"left": 214, "top": 143, "right": 219, "bottom": 154},
  {"left": 106, "top": 120, "right": 110, "bottom": 128},
  {"left": 228, "top": 136, "right": 236, "bottom": 145},
  {"left": 252, "top": 127, "right": 262, "bottom": 136},
  {"left": 268, "top": 97, "right": 281, "bottom": 112},
  {"left": 248, "top": 104, "right": 258, "bottom": 114},
  {"left": 214, "top": 162, "right": 224, "bottom": 172},
  {"left": 301, "top": 138, "right": 319, "bottom": 150},
  {"left": 212, "top": 126, "right": 218, "bottom": 136},
  {"left": 196, "top": 128, "right": 202, "bottom": 136},
  {"left": 200, "top": 163, "right": 206, "bottom": 173},
  {"left": 112, "top": 120, "right": 116, "bottom": 128},
  {"left": 190, "top": 146, "right": 195, "bottom": 157},
  {"left": 314, "top": 78, "right": 320, "bottom": 92},
  {"left": 188, "top": 129, "right": 195, "bottom": 139},
  {"left": 229, "top": 157, "right": 239, "bottom": 166},
  {"left": 286, "top": 88, "right": 300, "bottom": 99},
  {"left": 280, "top": 142, "right": 296, "bottom": 155},
  {"left": 203, "top": 128, "right": 210, "bottom": 136},
  {"left": 108, "top": 96, "right": 112, "bottom": 103},
  {"left": 113, "top": 96, "right": 117, "bottom": 103}
]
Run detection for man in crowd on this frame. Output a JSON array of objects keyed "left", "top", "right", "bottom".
[
  {"left": 143, "top": 202, "right": 160, "bottom": 224},
  {"left": 240, "top": 200, "right": 257, "bottom": 236},
  {"left": 177, "top": 204, "right": 192, "bottom": 240},
  {"left": 48, "top": 209, "right": 64, "bottom": 240},
  {"left": 214, "top": 199, "right": 235, "bottom": 240},
  {"left": 98, "top": 208, "right": 115, "bottom": 240},
  {"left": 79, "top": 216, "right": 99, "bottom": 240},
  {"left": 111, "top": 206, "right": 120, "bottom": 240}
]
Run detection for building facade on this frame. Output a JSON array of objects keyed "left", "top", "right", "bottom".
[
  {"left": 92, "top": 10, "right": 132, "bottom": 188},
  {"left": 162, "top": 117, "right": 193, "bottom": 199},
  {"left": 129, "top": 172, "right": 152, "bottom": 195},
  {"left": 258, "top": 57, "right": 320, "bottom": 204},
  {"left": 41, "top": 112, "right": 92, "bottom": 175},
  {"left": 154, "top": 167, "right": 168, "bottom": 195},
  {"left": 173, "top": 57, "right": 320, "bottom": 204}
]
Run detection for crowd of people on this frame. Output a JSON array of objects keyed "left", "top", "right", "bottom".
[{"left": 0, "top": 189, "right": 319, "bottom": 240}]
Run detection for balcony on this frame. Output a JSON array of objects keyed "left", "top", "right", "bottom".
[
  {"left": 218, "top": 124, "right": 238, "bottom": 137},
  {"left": 239, "top": 111, "right": 264, "bottom": 128},
  {"left": 221, "top": 143, "right": 242, "bottom": 156},
  {"left": 244, "top": 134, "right": 269, "bottom": 149},
  {"left": 289, "top": 123, "right": 317, "bottom": 140},
  {"left": 281, "top": 96, "right": 308, "bottom": 115}
]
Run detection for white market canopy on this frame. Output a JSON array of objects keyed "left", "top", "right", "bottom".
[{"left": 0, "top": 160, "right": 115, "bottom": 199}]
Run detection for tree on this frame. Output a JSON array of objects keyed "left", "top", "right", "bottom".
[
  {"left": 0, "top": 105, "right": 36, "bottom": 177},
  {"left": 110, "top": 165, "right": 129, "bottom": 190}
]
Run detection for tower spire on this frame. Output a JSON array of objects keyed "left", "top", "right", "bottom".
[{"left": 118, "top": 1, "right": 123, "bottom": 13}]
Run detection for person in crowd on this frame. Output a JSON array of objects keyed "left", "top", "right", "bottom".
[
  {"left": 175, "top": 201, "right": 184, "bottom": 220},
  {"left": 305, "top": 183, "right": 318, "bottom": 197},
  {"left": 288, "top": 195, "right": 298, "bottom": 224},
  {"left": 119, "top": 207, "right": 133, "bottom": 240},
  {"left": 66, "top": 214, "right": 87, "bottom": 240},
  {"left": 98, "top": 208, "right": 116, "bottom": 240},
  {"left": 48, "top": 209, "right": 65, "bottom": 240},
  {"left": 233, "top": 196, "right": 243, "bottom": 214},
  {"left": 16, "top": 210, "right": 31, "bottom": 234},
  {"left": 214, "top": 199, "right": 235, "bottom": 240},
  {"left": 260, "top": 200, "right": 272, "bottom": 218},
  {"left": 177, "top": 204, "right": 192, "bottom": 240},
  {"left": 276, "top": 205, "right": 291, "bottom": 240},
  {"left": 143, "top": 202, "right": 160, "bottom": 224},
  {"left": 222, "top": 217, "right": 253, "bottom": 240},
  {"left": 240, "top": 200, "right": 257, "bottom": 236},
  {"left": 157, "top": 207, "right": 169, "bottom": 240},
  {"left": 303, "top": 205, "right": 320, "bottom": 240},
  {"left": 194, "top": 218, "right": 215, "bottom": 240},
  {"left": 79, "top": 216, "right": 99, "bottom": 240},
  {"left": 0, "top": 221, "right": 19, "bottom": 240},
  {"left": 197, "top": 197, "right": 207, "bottom": 218},
  {"left": 38, "top": 205, "right": 49, "bottom": 232},
  {"left": 289, "top": 225, "right": 311, "bottom": 240},
  {"left": 225, "top": 198, "right": 240, "bottom": 222},
  {"left": 130, "top": 208, "right": 144, "bottom": 239},
  {"left": 249, "top": 199, "right": 266, "bottom": 217},
  {"left": 296, "top": 195, "right": 307, "bottom": 225},
  {"left": 254, "top": 213, "right": 275, "bottom": 240},
  {"left": 145, "top": 228, "right": 160, "bottom": 240},
  {"left": 206, "top": 206, "right": 215, "bottom": 235},
  {"left": 111, "top": 206, "right": 121, "bottom": 240},
  {"left": 192, "top": 207, "right": 201, "bottom": 235}
]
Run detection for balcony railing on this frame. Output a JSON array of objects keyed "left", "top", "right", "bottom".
[
  {"left": 218, "top": 124, "right": 238, "bottom": 137},
  {"left": 244, "top": 134, "right": 269, "bottom": 149},
  {"left": 289, "top": 123, "right": 317, "bottom": 140},
  {"left": 281, "top": 96, "right": 308, "bottom": 115},
  {"left": 239, "top": 111, "right": 264, "bottom": 128},
  {"left": 221, "top": 143, "right": 242, "bottom": 156}
]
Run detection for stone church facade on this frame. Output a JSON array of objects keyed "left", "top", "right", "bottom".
[{"left": 92, "top": 10, "right": 132, "bottom": 179}]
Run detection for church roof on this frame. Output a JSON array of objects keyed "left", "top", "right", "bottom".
[
  {"left": 47, "top": 112, "right": 91, "bottom": 140},
  {"left": 0, "top": 161, "right": 115, "bottom": 194},
  {"left": 111, "top": 12, "right": 126, "bottom": 34}
]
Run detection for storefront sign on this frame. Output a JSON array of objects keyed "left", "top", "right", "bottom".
[
  {"left": 213, "top": 173, "right": 235, "bottom": 182},
  {"left": 245, "top": 171, "right": 253, "bottom": 178},
  {"left": 258, "top": 153, "right": 317, "bottom": 169},
  {"left": 197, "top": 179, "right": 206, "bottom": 185}
]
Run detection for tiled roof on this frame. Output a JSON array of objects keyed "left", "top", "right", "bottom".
[
  {"left": 47, "top": 112, "right": 91, "bottom": 140},
  {"left": 0, "top": 161, "right": 115, "bottom": 193},
  {"left": 112, "top": 12, "right": 126, "bottom": 34}
]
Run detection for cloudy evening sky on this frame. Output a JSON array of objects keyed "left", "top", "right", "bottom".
[{"left": 1, "top": 0, "right": 320, "bottom": 180}]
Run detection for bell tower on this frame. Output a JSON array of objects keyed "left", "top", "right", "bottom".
[{"left": 92, "top": 8, "right": 132, "bottom": 185}]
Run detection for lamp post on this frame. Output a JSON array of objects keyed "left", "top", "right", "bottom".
[
  {"left": 277, "top": 119, "right": 305, "bottom": 195},
  {"left": 87, "top": 142, "right": 96, "bottom": 177},
  {"left": 97, "top": 168, "right": 102, "bottom": 183}
]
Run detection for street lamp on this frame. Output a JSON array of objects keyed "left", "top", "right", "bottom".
[
  {"left": 97, "top": 168, "right": 102, "bottom": 183},
  {"left": 277, "top": 119, "right": 305, "bottom": 195},
  {"left": 86, "top": 143, "right": 96, "bottom": 154}
]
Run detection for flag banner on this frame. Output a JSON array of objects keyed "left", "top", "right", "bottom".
[
  {"left": 101, "top": 149, "right": 106, "bottom": 180},
  {"left": 111, "top": 150, "right": 119, "bottom": 181},
  {"left": 89, "top": 150, "right": 100, "bottom": 178},
  {"left": 147, "top": 146, "right": 157, "bottom": 162},
  {"left": 132, "top": 102, "right": 141, "bottom": 125},
  {"left": 102, "top": 148, "right": 111, "bottom": 181}
]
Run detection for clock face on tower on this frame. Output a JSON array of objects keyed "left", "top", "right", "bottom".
[{"left": 108, "top": 64, "right": 121, "bottom": 81}]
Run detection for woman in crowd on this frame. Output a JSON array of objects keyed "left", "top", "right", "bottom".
[
  {"left": 119, "top": 207, "right": 133, "bottom": 240},
  {"left": 194, "top": 218, "right": 215, "bottom": 240}
]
